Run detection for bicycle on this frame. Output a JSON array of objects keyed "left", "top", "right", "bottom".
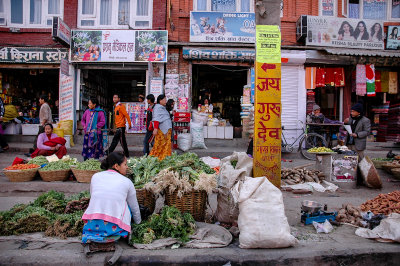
[{"left": 281, "top": 121, "right": 327, "bottom": 160}]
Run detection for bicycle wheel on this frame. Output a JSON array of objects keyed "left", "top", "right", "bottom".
[{"left": 299, "top": 133, "right": 328, "bottom": 160}]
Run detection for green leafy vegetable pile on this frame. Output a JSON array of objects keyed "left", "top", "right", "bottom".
[
  {"left": 27, "top": 156, "right": 49, "bottom": 166},
  {"left": 127, "top": 156, "right": 162, "bottom": 189},
  {"left": 231, "top": 159, "right": 238, "bottom": 169},
  {"left": 130, "top": 206, "right": 196, "bottom": 245},
  {"left": 40, "top": 161, "right": 71, "bottom": 171},
  {"left": 0, "top": 190, "right": 90, "bottom": 238},
  {"left": 75, "top": 159, "right": 102, "bottom": 171}
]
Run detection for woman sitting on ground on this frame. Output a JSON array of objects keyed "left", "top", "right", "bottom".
[
  {"left": 31, "top": 123, "right": 67, "bottom": 159},
  {"left": 82, "top": 152, "right": 141, "bottom": 244}
]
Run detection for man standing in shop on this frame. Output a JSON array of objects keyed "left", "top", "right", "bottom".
[
  {"left": 143, "top": 94, "right": 155, "bottom": 155},
  {"left": 28, "top": 95, "right": 52, "bottom": 155},
  {"left": 105, "top": 94, "right": 131, "bottom": 157}
]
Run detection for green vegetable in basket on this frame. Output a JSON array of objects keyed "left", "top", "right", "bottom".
[
  {"left": 130, "top": 206, "right": 196, "bottom": 244},
  {"left": 41, "top": 160, "right": 71, "bottom": 171},
  {"left": 76, "top": 159, "right": 102, "bottom": 170},
  {"left": 127, "top": 156, "right": 162, "bottom": 189},
  {"left": 27, "top": 156, "right": 48, "bottom": 166}
]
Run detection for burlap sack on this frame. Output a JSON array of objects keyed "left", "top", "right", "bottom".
[{"left": 359, "top": 156, "right": 382, "bottom": 189}]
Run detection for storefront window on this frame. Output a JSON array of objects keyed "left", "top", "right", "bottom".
[
  {"left": 195, "top": 0, "right": 253, "bottom": 12},
  {"left": 363, "top": 0, "right": 386, "bottom": 20},
  {"left": 100, "top": 0, "right": 112, "bottom": 25},
  {"left": 30, "top": 0, "right": 42, "bottom": 24},
  {"left": 0, "top": 0, "right": 5, "bottom": 25},
  {"left": 48, "top": 0, "right": 60, "bottom": 14},
  {"left": 392, "top": 0, "right": 400, "bottom": 18},
  {"left": 137, "top": 0, "right": 149, "bottom": 16},
  {"left": 82, "top": 0, "right": 94, "bottom": 15},
  {"left": 212, "top": 0, "right": 236, "bottom": 12},
  {"left": 346, "top": 0, "right": 398, "bottom": 20},
  {"left": 320, "top": 0, "right": 336, "bottom": 16},
  {"left": 118, "top": 0, "right": 130, "bottom": 25},
  {"left": 11, "top": 0, "right": 24, "bottom": 24},
  {"left": 197, "top": 0, "right": 207, "bottom": 11}
]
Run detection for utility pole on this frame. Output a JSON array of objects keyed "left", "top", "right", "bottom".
[{"left": 253, "top": 0, "right": 282, "bottom": 187}]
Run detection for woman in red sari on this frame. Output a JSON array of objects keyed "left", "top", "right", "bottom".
[{"left": 31, "top": 123, "right": 67, "bottom": 159}]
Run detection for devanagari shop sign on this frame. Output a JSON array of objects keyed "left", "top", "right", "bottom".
[
  {"left": 0, "top": 47, "right": 68, "bottom": 64},
  {"left": 254, "top": 25, "right": 282, "bottom": 188}
]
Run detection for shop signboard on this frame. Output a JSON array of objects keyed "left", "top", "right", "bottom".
[
  {"left": 182, "top": 47, "right": 254, "bottom": 62},
  {"left": 52, "top": 17, "right": 71, "bottom": 46},
  {"left": 0, "top": 47, "right": 68, "bottom": 63},
  {"left": 150, "top": 78, "right": 164, "bottom": 100},
  {"left": 70, "top": 30, "right": 168, "bottom": 63},
  {"left": 190, "top": 11, "right": 255, "bottom": 43},
  {"left": 254, "top": 25, "right": 282, "bottom": 187},
  {"left": 59, "top": 73, "right": 74, "bottom": 121},
  {"left": 305, "top": 16, "right": 384, "bottom": 50},
  {"left": 387, "top": 25, "right": 400, "bottom": 50}
]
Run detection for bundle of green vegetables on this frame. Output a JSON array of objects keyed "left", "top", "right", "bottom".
[
  {"left": 75, "top": 158, "right": 102, "bottom": 171},
  {"left": 130, "top": 206, "right": 196, "bottom": 244},
  {"left": 144, "top": 153, "right": 217, "bottom": 197},
  {"left": 0, "top": 190, "right": 90, "bottom": 238},
  {"left": 40, "top": 160, "right": 71, "bottom": 171},
  {"left": 27, "top": 156, "right": 49, "bottom": 166},
  {"left": 127, "top": 156, "right": 161, "bottom": 189},
  {"left": 60, "top": 155, "right": 78, "bottom": 166}
]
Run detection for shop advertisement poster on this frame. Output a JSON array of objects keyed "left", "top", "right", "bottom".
[
  {"left": 306, "top": 16, "right": 384, "bottom": 50},
  {"left": 254, "top": 25, "right": 282, "bottom": 187},
  {"left": 59, "top": 73, "right": 74, "bottom": 121},
  {"left": 165, "top": 74, "right": 179, "bottom": 101},
  {"left": 190, "top": 11, "right": 255, "bottom": 43},
  {"left": 150, "top": 78, "right": 163, "bottom": 99},
  {"left": 70, "top": 30, "right": 167, "bottom": 63},
  {"left": 123, "top": 102, "right": 146, "bottom": 133},
  {"left": 387, "top": 25, "right": 400, "bottom": 50}
]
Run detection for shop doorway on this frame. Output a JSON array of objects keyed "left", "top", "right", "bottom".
[{"left": 192, "top": 64, "right": 248, "bottom": 127}]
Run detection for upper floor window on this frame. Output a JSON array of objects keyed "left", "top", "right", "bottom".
[
  {"left": 319, "top": 0, "right": 337, "bottom": 16},
  {"left": 194, "top": 0, "right": 254, "bottom": 12},
  {"left": 78, "top": 0, "right": 152, "bottom": 29},
  {"left": 1, "top": 0, "right": 63, "bottom": 27},
  {"left": 344, "top": 0, "right": 400, "bottom": 21}
]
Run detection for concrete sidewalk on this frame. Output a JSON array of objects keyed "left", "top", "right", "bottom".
[{"left": 0, "top": 141, "right": 400, "bottom": 265}]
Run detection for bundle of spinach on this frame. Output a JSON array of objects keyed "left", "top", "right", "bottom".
[
  {"left": 27, "top": 156, "right": 49, "bottom": 166},
  {"left": 127, "top": 156, "right": 161, "bottom": 189},
  {"left": 40, "top": 161, "right": 71, "bottom": 171},
  {"left": 75, "top": 159, "right": 101, "bottom": 170},
  {"left": 32, "top": 190, "right": 67, "bottom": 214},
  {"left": 130, "top": 206, "right": 196, "bottom": 245}
]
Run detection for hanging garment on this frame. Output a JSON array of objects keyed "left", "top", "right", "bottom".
[
  {"left": 365, "top": 64, "right": 376, "bottom": 97},
  {"left": 375, "top": 70, "right": 382, "bottom": 93},
  {"left": 324, "top": 68, "right": 335, "bottom": 86},
  {"left": 389, "top": 72, "right": 398, "bottom": 94},
  {"left": 380, "top": 71, "right": 389, "bottom": 93},
  {"left": 356, "top": 64, "right": 367, "bottom": 96},
  {"left": 305, "top": 67, "right": 316, "bottom": 90},
  {"left": 316, "top": 67, "right": 326, "bottom": 87},
  {"left": 334, "top": 67, "right": 345, "bottom": 87}
]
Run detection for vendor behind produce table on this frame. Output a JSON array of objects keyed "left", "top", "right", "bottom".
[
  {"left": 306, "top": 104, "right": 325, "bottom": 135},
  {"left": 149, "top": 94, "right": 172, "bottom": 160},
  {"left": 31, "top": 123, "right": 67, "bottom": 159},
  {"left": 202, "top": 98, "right": 213, "bottom": 113},
  {"left": 344, "top": 101, "right": 371, "bottom": 159},
  {"left": 82, "top": 152, "right": 141, "bottom": 244},
  {"left": 81, "top": 98, "right": 106, "bottom": 160}
]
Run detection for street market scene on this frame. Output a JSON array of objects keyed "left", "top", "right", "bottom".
[{"left": 0, "top": 0, "right": 400, "bottom": 265}]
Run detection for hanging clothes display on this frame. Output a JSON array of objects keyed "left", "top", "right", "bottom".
[
  {"left": 365, "top": 64, "right": 375, "bottom": 97},
  {"left": 375, "top": 70, "right": 382, "bottom": 93},
  {"left": 334, "top": 67, "right": 345, "bottom": 87},
  {"left": 356, "top": 64, "right": 367, "bottom": 96},
  {"left": 324, "top": 68, "right": 335, "bottom": 86},
  {"left": 305, "top": 67, "right": 316, "bottom": 90},
  {"left": 380, "top": 71, "right": 389, "bottom": 93},
  {"left": 388, "top": 72, "right": 398, "bottom": 94},
  {"left": 316, "top": 67, "right": 326, "bottom": 87}
]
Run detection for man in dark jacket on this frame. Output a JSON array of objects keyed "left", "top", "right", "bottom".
[
  {"left": 344, "top": 101, "right": 371, "bottom": 159},
  {"left": 143, "top": 94, "right": 155, "bottom": 155}
]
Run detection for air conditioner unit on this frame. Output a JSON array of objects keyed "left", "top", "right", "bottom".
[{"left": 296, "top": 15, "right": 308, "bottom": 43}]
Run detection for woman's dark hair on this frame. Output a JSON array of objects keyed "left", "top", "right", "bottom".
[
  {"left": 203, "top": 98, "right": 211, "bottom": 105},
  {"left": 146, "top": 94, "right": 155, "bottom": 103},
  {"left": 338, "top": 21, "right": 354, "bottom": 37},
  {"left": 157, "top": 94, "right": 166, "bottom": 104},
  {"left": 390, "top": 27, "right": 398, "bottom": 39},
  {"left": 89, "top": 98, "right": 98, "bottom": 106},
  {"left": 44, "top": 123, "right": 53, "bottom": 130},
  {"left": 353, "top": 21, "right": 369, "bottom": 40},
  {"left": 166, "top": 99, "right": 174, "bottom": 112},
  {"left": 370, "top": 23, "right": 383, "bottom": 41},
  {"left": 40, "top": 95, "right": 48, "bottom": 102},
  {"left": 101, "top": 152, "right": 126, "bottom": 170}
]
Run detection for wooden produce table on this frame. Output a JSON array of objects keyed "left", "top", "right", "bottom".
[{"left": 306, "top": 123, "right": 343, "bottom": 147}]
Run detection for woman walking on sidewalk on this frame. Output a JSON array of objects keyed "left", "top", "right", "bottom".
[
  {"left": 149, "top": 94, "right": 172, "bottom": 160},
  {"left": 81, "top": 98, "right": 106, "bottom": 160}
]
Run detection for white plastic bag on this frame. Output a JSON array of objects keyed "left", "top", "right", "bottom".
[
  {"left": 232, "top": 176, "right": 297, "bottom": 248},
  {"left": 312, "top": 220, "right": 334, "bottom": 234},
  {"left": 192, "top": 110, "right": 209, "bottom": 126},
  {"left": 190, "top": 121, "right": 207, "bottom": 149},
  {"left": 177, "top": 133, "right": 192, "bottom": 152}
]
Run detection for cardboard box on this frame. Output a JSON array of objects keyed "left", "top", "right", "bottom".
[
  {"left": 217, "top": 126, "right": 225, "bottom": 139},
  {"left": 207, "top": 126, "right": 217, "bottom": 139},
  {"left": 203, "top": 126, "right": 208, "bottom": 138},
  {"left": 224, "top": 126, "right": 233, "bottom": 139}
]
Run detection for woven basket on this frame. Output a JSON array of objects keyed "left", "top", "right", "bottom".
[
  {"left": 371, "top": 159, "right": 393, "bottom": 169},
  {"left": 382, "top": 163, "right": 400, "bottom": 174},
  {"left": 39, "top": 169, "right": 70, "bottom": 182},
  {"left": 165, "top": 190, "right": 207, "bottom": 221},
  {"left": 136, "top": 188, "right": 155, "bottom": 213},
  {"left": 392, "top": 168, "right": 400, "bottom": 180},
  {"left": 71, "top": 168, "right": 100, "bottom": 183},
  {"left": 3, "top": 168, "right": 39, "bottom": 182}
]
